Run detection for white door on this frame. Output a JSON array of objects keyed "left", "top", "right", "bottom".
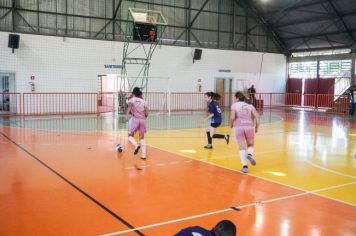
[{"left": 0, "top": 73, "right": 16, "bottom": 112}]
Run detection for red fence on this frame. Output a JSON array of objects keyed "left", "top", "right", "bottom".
[
  {"left": 0, "top": 92, "right": 350, "bottom": 116},
  {"left": 22, "top": 93, "right": 98, "bottom": 115},
  {"left": 146, "top": 92, "right": 167, "bottom": 112},
  {"left": 170, "top": 93, "right": 206, "bottom": 111}
]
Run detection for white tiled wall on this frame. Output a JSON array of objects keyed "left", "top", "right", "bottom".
[{"left": 0, "top": 32, "right": 287, "bottom": 94}]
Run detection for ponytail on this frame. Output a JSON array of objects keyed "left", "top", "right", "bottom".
[
  {"left": 234, "top": 91, "right": 246, "bottom": 102},
  {"left": 132, "top": 87, "right": 143, "bottom": 98},
  {"left": 205, "top": 92, "right": 221, "bottom": 100}
]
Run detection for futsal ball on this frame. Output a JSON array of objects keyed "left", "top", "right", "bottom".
[{"left": 116, "top": 144, "right": 124, "bottom": 152}]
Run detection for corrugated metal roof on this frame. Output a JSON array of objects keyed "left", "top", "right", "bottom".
[{"left": 249, "top": 0, "right": 356, "bottom": 52}]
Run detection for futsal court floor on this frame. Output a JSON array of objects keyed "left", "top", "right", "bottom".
[{"left": 0, "top": 109, "right": 355, "bottom": 236}]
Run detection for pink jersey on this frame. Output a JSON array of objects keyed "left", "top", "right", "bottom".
[
  {"left": 231, "top": 101, "right": 255, "bottom": 127},
  {"left": 129, "top": 96, "right": 146, "bottom": 119}
]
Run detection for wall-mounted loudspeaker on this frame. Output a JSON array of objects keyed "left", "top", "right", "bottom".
[
  {"left": 193, "top": 49, "right": 202, "bottom": 63},
  {"left": 194, "top": 49, "right": 202, "bottom": 60},
  {"left": 8, "top": 34, "right": 20, "bottom": 49},
  {"left": 8, "top": 34, "right": 20, "bottom": 53}
]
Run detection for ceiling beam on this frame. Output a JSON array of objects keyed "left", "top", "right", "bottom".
[
  {"left": 290, "top": 45, "right": 351, "bottom": 52},
  {"left": 284, "top": 30, "right": 356, "bottom": 40},
  {"left": 112, "top": 0, "right": 123, "bottom": 20},
  {"left": 173, "top": 0, "right": 210, "bottom": 45},
  {"left": 0, "top": 8, "right": 11, "bottom": 22},
  {"left": 188, "top": 0, "right": 210, "bottom": 28},
  {"left": 274, "top": 11, "right": 356, "bottom": 28},
  {"left": 112, "top": 0, "right": 123, "bottom": 39},
  {"left": 235, "top": 0, "right": 288, "bottom": 54},
  {"left": 326, "top": 0, "right": 356, "bottom": 47},
  {"left": 265, "top": 0, "right": 335, "bottom": 16}
]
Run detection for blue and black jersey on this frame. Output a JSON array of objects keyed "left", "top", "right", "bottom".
[
  {"left": 175, "top": 226, "right": 214, "bottom": 236},
  {"left": 208, "top": 100, "right": 222, "bottom": 124}
]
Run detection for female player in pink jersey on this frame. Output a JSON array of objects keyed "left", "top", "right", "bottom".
[
  {"left": 230, "top": 91, "right": 260, "bottom": 173},
  {"left": 126, "top": 87, "right": 148, "bottom": 159}
]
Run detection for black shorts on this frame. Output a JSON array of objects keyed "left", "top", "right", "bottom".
[{"left": 210, "top": 123, "right": 221, "bottom": 128}]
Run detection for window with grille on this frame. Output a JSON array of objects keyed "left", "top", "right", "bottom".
[
  {"left": 288, "top": 61, "right": 317, "bottom": 79},
  {"left": 319, "top": 60, "right": 352, "bottom": 78}
]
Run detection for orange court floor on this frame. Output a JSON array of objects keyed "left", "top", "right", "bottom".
[{"left": 0, "top": 110, "right": 355, "bottom": 236}]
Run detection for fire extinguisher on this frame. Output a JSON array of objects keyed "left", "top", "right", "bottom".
[{"left": 29, "top": 82, "right": 36, "bottom": 92}]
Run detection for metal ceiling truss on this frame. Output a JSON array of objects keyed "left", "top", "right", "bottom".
[
  {"left": 265, "top": 0, "right": 333, "bottom": 16},
  {"left": 0, "top": 8, "right": 11, "bottom": 21},
  {"left": 323, "top": 0, "right": 356, "bottom": 50},
  {"left": 291, "top": 45, "right": 351, "bottom": 52},
  {"left": 285, "top": 30, "right": 356, "bottom": 41},
  {"left": 173, "top": 0, "right": 209, "bottom": 46},
  {"left": 112, "top": 0, "right": 124, "bottom": 40},
  {"left": 234, "top": 0, "right": 288, "bottom": 54},
  {"left": 265, "top": 0, "right": 305, "bottom": 27},
  {"left": 258, "top": 0, "right": 356, "bottom": 52},
  {"left": 0, "top": 0, "right": 293, "bottom": 53},
  {"left": 289, "top": 20, "right": 337, "bottom": 51},
  {"left": 0, "top": 0, "right": 124, "bottom": 38},
  {"left": 274, "top": 11, "right": 356, "bottom": 29}
]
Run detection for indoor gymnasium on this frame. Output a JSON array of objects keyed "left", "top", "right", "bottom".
[{"left": 0, "top": 0, "right": 355, "bottom": 235}]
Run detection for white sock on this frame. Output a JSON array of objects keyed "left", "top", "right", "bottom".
[
  {"left": 247, "top": 147, "right": 254, "bottom": 156},
  {"left": 140, "top": 139, "right": 146, "bottom": 155},
  {"left": 239, "top": 150, "right": 247, "bottom": 166},
  {"left": 128, "top": 136, "right": 138, "bottom": 147}
]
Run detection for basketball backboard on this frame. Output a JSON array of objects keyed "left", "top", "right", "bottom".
[{"left": 129, "top": 8, "right": 167, "bottom": 25}]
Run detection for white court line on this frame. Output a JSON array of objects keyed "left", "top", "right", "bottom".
[
  {"left": 124, "top": 167, "right": 135, "bottom": 170},
  {"left": 124, "top": 165, "right": 151, "bottom": 170},
  {"left": 147, "top": 144, "right": 356, "bottom": 207},
  {"left": 199, "top": 147, "right": 355, "bottom": 179},
  {"left": 204, "top": 149, "right": 286, "bottom": 161},
  {"left": 99, "top": 181, "right": 356, "bottom": 236},
  {"left": 123, "top": 160, "right": 193, "bottom": 170},
  {"left": 305, "top": 160, "right": 356, "bottom": 179}
]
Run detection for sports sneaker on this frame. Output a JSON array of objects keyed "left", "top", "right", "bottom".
[
  {"left": 204, "top": 144, "right": 213, "bottom": 149},
  {"left": 141, "top": 154, "right": 146, "bottom": 160},
  {"left": 246, "top": 154, "right": 256, "bottom": 166},
  {"left": 134, "top": 145, "right": 141, "bottom": 155},
  {"left": 224, "top": 135, "right": 230, "bottom": 144},
  {"left": 241, "top": 166, "right": 248, "bottom": 173}
]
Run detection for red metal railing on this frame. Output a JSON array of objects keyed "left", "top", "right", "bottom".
[
  {"left": 0, "top": 92, "right": 350, "bottom": 116},
  {"left": 146, "top": 92, "right": 167, "bottom": 112},
  {"left": 170, "top": 92, "right": 206, "bottom": 112},
  {"left": 23, "top": 93, "right": 97, "bottom": 115}
]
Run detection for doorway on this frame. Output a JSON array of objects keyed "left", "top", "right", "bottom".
[
  {"left": 215, "top": 77, "right": 232, "bottom": 109},
  {"left": 0, "top": 72, "right": 15, "bottom": 113},
  {"left": 97, "top": 74, "right": 118, "bottom": 112}
]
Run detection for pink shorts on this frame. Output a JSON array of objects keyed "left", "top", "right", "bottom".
[
  {"left": 234, "top": 126, "right": 255, "bottom": 143},
  {"left": 129, "top": 117, "right": 147, "bottom": 137}
]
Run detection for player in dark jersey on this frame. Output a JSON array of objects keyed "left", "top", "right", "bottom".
[
  {"left": 175, "top": 220, "right": 236, "bottom": 236},
  {"left": 204, "top": 92, "right": 229, "bottom": 149}
]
